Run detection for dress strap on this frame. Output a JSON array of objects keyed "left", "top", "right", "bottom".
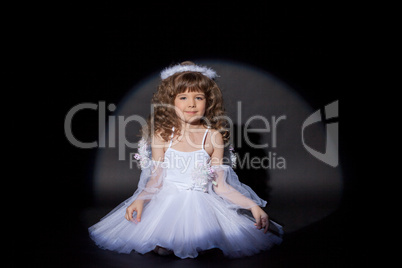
[
  {"left": 201, "top": 127, "right": 210, "bottom": 150},
  {"left": 168, "top": 127, "right": 175, "bottom": 148}
]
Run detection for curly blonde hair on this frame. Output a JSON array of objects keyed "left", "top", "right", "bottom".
[{"left": 142, "top": 61, "right": 229, "bottom": 143}]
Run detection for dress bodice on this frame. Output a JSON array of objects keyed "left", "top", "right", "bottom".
[{"left": 163, "top": 127, "right": 212, "bottom": 192}]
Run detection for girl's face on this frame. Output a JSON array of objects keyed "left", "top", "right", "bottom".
[{"left": 174, "top": 89, "right": 206, "bottom": 124}]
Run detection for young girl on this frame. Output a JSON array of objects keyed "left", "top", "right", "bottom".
[{"left": 89, "top": 61, "right": 283, "bottom": 259}]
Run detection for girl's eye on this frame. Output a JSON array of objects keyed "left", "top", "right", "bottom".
[
  {"left": 179, "top": 97, "right": 186, "bottom": 100},
  {"left": 196, "top": 97, "right": 204, "bottom": 100}
]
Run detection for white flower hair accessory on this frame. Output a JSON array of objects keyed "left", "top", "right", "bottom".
[{"left": 160, "top": 63, "right": 218, "bottom": 80}]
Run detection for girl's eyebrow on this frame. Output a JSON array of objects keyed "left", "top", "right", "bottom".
[{"left": 177, "top": 92, "right": 205, "bottom": 96}]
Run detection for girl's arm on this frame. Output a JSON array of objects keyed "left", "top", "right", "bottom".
[
  {"left": 125, "top": 135, "right": 165, "bottom": 223},
  {"left": 135, "top": 134, "right": 166, "bottom": 199},
  {"left": 150, "top": 133, "right": 166, "bottom": 162},
  {"left": 210, "top": 131, "right": 270, "bottom": 233}
]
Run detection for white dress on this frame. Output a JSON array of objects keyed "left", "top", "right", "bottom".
[{"left": 89, "top": 128, "right": 283, "bottom": 259}]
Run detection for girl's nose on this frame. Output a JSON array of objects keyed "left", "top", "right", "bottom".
[{"left": 188, "top": 99, "right": 196, "bottom": 107}]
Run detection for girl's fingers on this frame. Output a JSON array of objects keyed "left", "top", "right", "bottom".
[
  {"left": 263, "top": 220, "right": 269, "bottom": 233},
  {"left": 255, "top": 217, "right": 261, "bottom": 229},
  {"left": 261, "top": 217, "right": 269, "bottom": 233},
  {"left": 126, "top": 207, "right": 134, "bottom": 221},
  {"left": 136, "top": 206, "right": 143, "bottom": 222}
]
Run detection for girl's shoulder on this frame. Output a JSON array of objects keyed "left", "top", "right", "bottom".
[
  {"left": 207, "top": 128, "right": 224, "bottom": 146},
  {"left": 151, "top": 132, "right": 169, "bottom": 147},
  {"left": 207, "top": 127, "right": 220, "bottom": 134}
]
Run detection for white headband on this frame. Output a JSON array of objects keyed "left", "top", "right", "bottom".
[{"left": 160, "top": 64, "right": 218, "bottom": 80}]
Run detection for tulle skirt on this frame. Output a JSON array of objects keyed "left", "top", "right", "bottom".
[{"left": 89, "top": 183, "right": 282, "bottom": 259}]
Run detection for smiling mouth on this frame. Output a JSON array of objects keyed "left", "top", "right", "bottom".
[{"left": 185, "top": 111, "right": 197, "bottom": 114}]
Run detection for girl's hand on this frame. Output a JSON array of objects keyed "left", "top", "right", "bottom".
[
  {"left": 251, "top": 206, "right": 269, "bottom": 233},
  {"left": 125, "top": 199, "right": 144, "bottom": 223}
]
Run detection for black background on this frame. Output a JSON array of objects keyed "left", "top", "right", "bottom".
[{"left": 13, "top": 2, "right": 367, "bottom": 267}]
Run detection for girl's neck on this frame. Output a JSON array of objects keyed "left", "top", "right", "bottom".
[{"left": 180, "top": 121, "right": 205, "bottom": 130}]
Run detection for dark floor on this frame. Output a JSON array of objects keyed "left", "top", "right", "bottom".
[{"left": 18, "top": 202, "right": 366, "bottom": 268}]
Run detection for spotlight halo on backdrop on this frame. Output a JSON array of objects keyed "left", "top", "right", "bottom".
[{"left": 93, "top": 59, "right": 343, "bottom": 232}]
